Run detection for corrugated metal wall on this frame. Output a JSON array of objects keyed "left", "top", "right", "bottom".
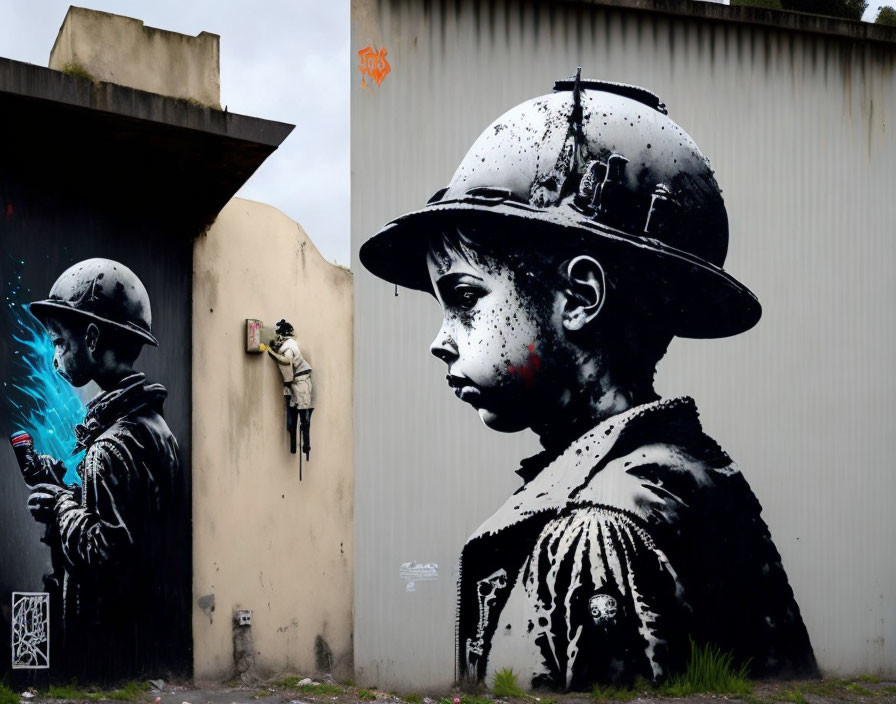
[{"left": 352, "top": 0, "right": 896, "bottom": 689}]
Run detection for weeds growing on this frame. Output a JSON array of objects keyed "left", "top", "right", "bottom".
[
  {"left": 274, "top": 677, "right": 301, "bottom": 688},
  {"left": 770, "top": 690, "right": 806, "bottom": 704},
  {"left": 61, "top": 63, "right": 97, "bottom": 83},
  {"left": 846, "top": 683, "right": 875, "bottom": 696},
  {"left": 493, "top": 668, "right": 526, "bottom": 698},
  {"left": 296, "top": 684, "right": 344, "bottom": 696},
  {"left": 591, "top": 684, "right": 640, "bottom": 702},
  {"left": 0, "top": 678, "right": 18, "bottom": 704},
  {"left": 46, "top": 681, "right": 149, "bottom": 701},
  {"left": 458, "top": 697, "right": 493, "bottom": 704},
  {"left": 660, "top": 640, "right": 752, "bottom": 696}
]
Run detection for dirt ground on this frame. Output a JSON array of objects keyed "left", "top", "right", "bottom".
[{"left": 13, "top": 674, "right": 896, "bottom": 704}]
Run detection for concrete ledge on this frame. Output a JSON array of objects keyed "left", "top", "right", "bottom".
[
  {"left": 574, "top": 0, "right": 896, "bottom": 44},
  {"left": 0, "top": 56, "right": 294, "bottom": 234},
  {"left": 0, "top": 57, "right": 292, "bottom": 148}
]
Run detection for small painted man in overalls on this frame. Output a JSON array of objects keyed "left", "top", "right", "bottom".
[{"left": 267, "top": 318, "right": 313, "bottom": 460}]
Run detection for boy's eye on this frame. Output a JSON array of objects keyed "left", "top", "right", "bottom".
[{"left": 454, "top": 285, "right": 482, "bottom": 311}]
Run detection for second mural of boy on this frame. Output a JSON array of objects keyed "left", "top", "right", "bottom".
[{"left": 360, "top": 74, "right": 817, "bottom": 690}]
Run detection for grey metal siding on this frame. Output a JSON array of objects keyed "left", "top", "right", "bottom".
[{"left": 353, "top": 0, "right": 896, "bottom": 689}]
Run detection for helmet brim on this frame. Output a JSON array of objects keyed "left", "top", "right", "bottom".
[
  {"left": 28, "top": 300, "right": 160, "bottom": 347},
  {"left": 359, "top": 197, "right": 761, "bottom": 340}
]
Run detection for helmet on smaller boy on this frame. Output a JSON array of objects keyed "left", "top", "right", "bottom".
[
  {"left": 29, "top": 258, "right": 158, "bottom": 346},
  {"left": 360, "top": 72, "right": 761, "bottom": 339}
]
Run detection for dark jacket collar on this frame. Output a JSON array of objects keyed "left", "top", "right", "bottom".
[
  {"left": 74, "top": 373, "right": 167, "bottom": 449},
  {"left": 474, "top": 397, "right": 700, "bottom": 541}
]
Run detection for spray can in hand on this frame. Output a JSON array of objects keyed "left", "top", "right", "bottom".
[{"left": 9, "top": 431, "right": 36, "bottom": 472}]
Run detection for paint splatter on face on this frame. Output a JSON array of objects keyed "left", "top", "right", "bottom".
[
  {"left": 507, "top": 344, "right": 541, "bottom": 388},
  {"left": 426, "top": 236, "right": 563, "bottom": 433}
]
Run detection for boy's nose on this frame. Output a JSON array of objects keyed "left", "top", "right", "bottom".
[{"left": 430, "top": 323, "right": 458, "bottom": 364}]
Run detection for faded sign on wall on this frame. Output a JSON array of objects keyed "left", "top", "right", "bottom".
[{"left": 359, "top": 75, "right": 816, "bottom": 689}]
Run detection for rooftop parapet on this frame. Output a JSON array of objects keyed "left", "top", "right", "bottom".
[{"left": 49, "top": 6, "right": 221, "bottom": 108}]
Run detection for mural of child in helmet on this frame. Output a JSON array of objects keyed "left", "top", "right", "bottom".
[
  {"left": 360, "top": 74, "right": 817, "bottom": 690},
  {"left": 7, "top": 257, "right": 181, "bottom": 676}
]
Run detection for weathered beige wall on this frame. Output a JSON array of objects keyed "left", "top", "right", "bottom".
[
  {"left": 49, "top": 6, "right": 220, "bottom": 108},
  {"left": 193, "top": 198, "right": 353, "bottom": 682}
]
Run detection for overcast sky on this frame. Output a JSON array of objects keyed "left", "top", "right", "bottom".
[
  {"left": 0, "top": 1, "right": 350, "bottom": 266},
  {"left": 863, "top": 0, "right": 893, "bottom": 19},
  {"left": 0, "top": 1, "right": 889, "bottom": 266}
]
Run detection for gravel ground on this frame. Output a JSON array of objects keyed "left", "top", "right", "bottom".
[{"left": 12, "top": 675, "right": 896, "bottom": 704}]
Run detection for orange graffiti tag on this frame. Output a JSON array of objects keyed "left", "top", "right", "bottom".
[{"left": 358, "top": 45, "right": 391, "bottom": 87}]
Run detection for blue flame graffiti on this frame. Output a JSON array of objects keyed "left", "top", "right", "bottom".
[{"left": 4, "top": 260, "right": 85, "bottom": 485}]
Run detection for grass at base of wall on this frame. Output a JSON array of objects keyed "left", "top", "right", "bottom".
[
  {"left": 660, "top": 640, "right": 752, "bottom": 697},
  {"left": 592, "top": 641, "right": 751, "bottom": 701},
  {"left": 740, "top": 677, "right": 896, "bottom": 704},
  {"left": 591, "top": 678, "right": 651, "bottom": 702},
  {"left": 272, "top": 679, "right": 344, "bottom": 697},
  {"left": 492, "top": 669, "right": 526, "bottom": 698},
  {"left": 0, "top": 679, "right": 18, "bottom": 704},
  {"left": 46, "top": 681, "right": 149, "bottom": 701}
]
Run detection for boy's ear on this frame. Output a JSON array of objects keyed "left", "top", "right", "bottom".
[
  {"left": 561, "top": 255, "right": 606, "bottom": 332},
  {"left": 85, "top": 322, "right": 101, "bottom": 354}
]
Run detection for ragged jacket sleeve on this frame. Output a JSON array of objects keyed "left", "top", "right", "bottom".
[
  {"left": 22, "top": 454, "right": 67, "bottom": 488},
  {"left": 516, "top": 506, "right": 687, "bottom": 691},
  {"left": 52, "top": 437, "right": 138, "bottom": 573}
]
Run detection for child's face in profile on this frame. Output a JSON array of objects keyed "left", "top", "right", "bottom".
[
  {"left": 44, "top": 316, "right": 94, "bottom": 388},
  {"left": 426, "top": 237, "right": 565, "bottom": 433}
]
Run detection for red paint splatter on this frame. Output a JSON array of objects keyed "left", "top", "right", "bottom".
[
  {"left": 508, "top": 344, "right": 541, "bottom": 388},
  {"left": 5, "top": 203, "right": 12, "bottom": 218}
]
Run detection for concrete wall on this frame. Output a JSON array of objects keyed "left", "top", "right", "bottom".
[
  {"left": 352, "top": 0, "right": 896, "bottom": 690},
  {"left": 49, "top": 6, "right": 220, "bottom": 108},
  {"left": 193, "top": 198, "right": 353, "bottom": 682}
]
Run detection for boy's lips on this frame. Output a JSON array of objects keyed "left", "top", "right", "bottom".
[{"left": 446, "top": 374, "right": 483, "bottom": 406}]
